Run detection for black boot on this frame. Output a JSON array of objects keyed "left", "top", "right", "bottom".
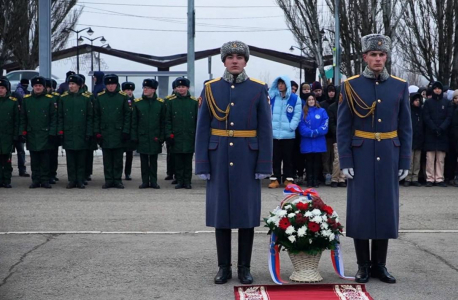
[
  {"left": 371, "top": 239, "right": 396, "bottom": 283},
  {"left": 237, "top": 228, "right": 254, "bottom": 284},
  {"left": 214, "top": 229, "right": 232, "bottom": 284},
  {"left": 354, "top": 239, "right": 371, "bottom": 283}
]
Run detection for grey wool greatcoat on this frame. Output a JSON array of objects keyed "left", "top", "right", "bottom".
[
  {"left": 195, "top": 77, "right": 273, "bottom": 229},
  {"left": 337, "top": 74, "right": 412, "bottom": 239}
]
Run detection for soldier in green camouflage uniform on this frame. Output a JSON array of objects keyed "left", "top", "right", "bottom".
[
  {"left": 0, "top": 78, "right": 19, "bottom": 188},
  {"left": 19, "top": 76, "right": 57, "bottom": 189},
  {"left": 132, "top": 79, "right": 166, "bottom": 189},
  {"left": 165, "top": 77, "right": 198, "bottom": 189},
  {"left": 164, "top": 80, "right": 177, "bottom": 183},
  {"left": 58, "top": 75, "right": 93, "bottom": 189},
  {"left": 122, "top": 81, "right": 137, "bottom": 181},
  {"left": 94, "top": 74, "right": 131, "bottom": 189}
]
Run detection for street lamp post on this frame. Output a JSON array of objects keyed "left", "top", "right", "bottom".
[
  {"left": 289, "top": 45, "right": 306, "bottom": 85},
  {"left": 97, "top": 44, "right": 111, "bottom": 71},
  {"left": 79, "top": 36, "right": 107, "bottom": 71},
  {"left": 65, "top": 27, "right": 94, "bottom": 73}
]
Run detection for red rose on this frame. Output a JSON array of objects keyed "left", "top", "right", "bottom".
[
  {"left": 308, "top": 222, "right": 320, "bottom": 232},
  {"left": 279, "top": 217, "right": 291, "bottom": 230},
  {"left": 296, "top": 202, "right": 308, "bottom": 211},
  {"left": 323, "top": 205, "right": 334, "bottom": 215}
]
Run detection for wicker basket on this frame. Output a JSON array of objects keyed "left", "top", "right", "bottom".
[{"left": 288, "top": 251, "right": 323, "bottom": 282}]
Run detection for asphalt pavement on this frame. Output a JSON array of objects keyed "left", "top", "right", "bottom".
[{"left": 1, "top": 153, "right": 457, "bottom": 299}]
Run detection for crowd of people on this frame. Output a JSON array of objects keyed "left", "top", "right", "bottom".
[{"left": 0, "top": 72, "right": 197, "bottom": 190}]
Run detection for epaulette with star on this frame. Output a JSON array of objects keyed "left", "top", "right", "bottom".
[
  {"left": 9, "top": 96, "right": 17, "bottom": 101},
  {"left": 97, "top": 91, "right": 106, "bottom": 96},
  {"left": 61, "top": 92, "right": 69, "bottom": 97},
  {"left": 157, "top": 97, "right": 164, "bottom": 103},
  {"left": 119, "top": 91, "right": 127, "bottom": 96},
  {"left": 24, "top": 94, "right": 31, "bottom": 98},
  {"left": 52, "top": 92, "right": 60, "bottom": 97},
  {"left": 205, "top": 77, "right": 221, "bottom": 86},
  {"left": 134, "top": 98, "right": 142, "bottom": 103},
  {"left": 167, "top": 94, "right": 177, "bottom": 100},
  {"left": 46, "top": 94, "right": 53, "bottom": 98},
  {"left": 82, "top": 93, "right": 90, "bottom": 98},
  {"left": 84, "top": 91, "right": 93, "bottom": 96}
]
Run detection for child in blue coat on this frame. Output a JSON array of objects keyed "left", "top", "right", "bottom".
[{"left": 299, "top": 93, "right": 329, "bottom": 187}]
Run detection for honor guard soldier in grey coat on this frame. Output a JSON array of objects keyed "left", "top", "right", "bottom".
[
  {"left": 121, "top": 81, "right": 137, "bottom": 181},
  {"left": 0, "top": 78, "right": 19, "bottom": 188},
  {"left": 20, "top": 76, "right": 57, "bottom": 189},
  {"left": 195, "top": 41, "right": 273, "bottom": 284},
  {"left": 57, "top": 75, "right": 93, "bottom": 189},
  {"left": 94, "top": 74, "right": 131, "bottom": 189},
  {"left": 165, "top": 77, "right": 198, "bottom": 189},
  {"left": 337, "top": 34, "right": 412, "bottom": 284},
  {"left": 131, "top": 79, "right": 166, "bottom": 189}
]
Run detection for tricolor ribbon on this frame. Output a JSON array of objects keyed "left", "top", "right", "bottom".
[
  {"left": 268, "top": 232, "right": 287, "bottom": 285},
  {"left": 330, "top": 235, "right": 355, "bottom": 280}
]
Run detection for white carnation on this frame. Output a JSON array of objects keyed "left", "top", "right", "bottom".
[
  {"left": 267, "top": 215, "right": 280, "bottom": 225},
  {"left": 312, "top": 209, "right": 321, "bottom": 216},
  {"left": 311, "top": 216, "right": 323, "bottom": 223},
  {"left": 277, "top": 210, "right": 288, "bottom": 217},
  {"left": 292, "top": 199, "right": 300, "bottom": 204},
  {"left": 285, "top": 225, "right": 296, "bottom": 235},
  {"left": 274, "top": 218, "right": 281, "bottom": 227},
  {"left": 321, "top": 229, "right": 332, "bottom": 237},
  {"left": 288, "top": 235, "right": 296, "bottom": 243},
  {"left": 297, "top": 226, "right": 307, "bottom": 237},
  {"left": 304, "top": 211, "right": 313, "bottom": 217},
  {"left": 329, "top": 233, "right": 335, "bottom": 241},
  {"left": 288, "top": 213, "right": 296, "bottom": 218},
  {"left": 284, "top": 205, "right": 292, "bottom": 210},
  {"left": 295, "top": 210, "right": 300, "bottom": 214},
  {"left": 332, "top": 211, "right": 339, "bottom": 218},
  {"left": 320, "top": 222, "right": 329, "bottom": 229},
  {"left": 322, "top": 215, "right": 328, "bottom": 222}
]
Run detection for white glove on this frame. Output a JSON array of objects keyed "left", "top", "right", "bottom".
[
  {"left": 342, "top": 168, "right": 354, "bottom": 179},
  {"left": 198, "top": 174, "right": 211, "bottom": 180},
  {"left": 398, "top": 169, "right": 408, "bottom": 181},
  {"left": 255, "top": 173, "right": 270, "bottom": 180}
]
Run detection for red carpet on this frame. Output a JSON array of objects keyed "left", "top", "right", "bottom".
[{"left": 234, "top": 284, "right": 374, "bottom": 300}]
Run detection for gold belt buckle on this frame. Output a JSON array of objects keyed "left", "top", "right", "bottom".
[
  {"left": 228, "top": 130, "right": 234, "bottom": 137},
  {"left": 375, "top": 132, "right": 381, "bottom": 142}
]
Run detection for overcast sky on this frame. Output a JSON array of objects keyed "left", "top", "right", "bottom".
[{"left": 52, "top": 0, "right": 332, "bottom": 95}]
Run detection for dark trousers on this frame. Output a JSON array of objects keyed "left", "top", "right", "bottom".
[
  {"left": 293, "top": 131, "right": 305, "bottom": 177},
  {"left": 305, "top": 152, "right": 321, "bottom": 184},
  {"left": 444, "top": 144, "right": 458, "bottom": 180},
  {"left": 166, "top": 143, "right": 175, "bottom": 176},
  {"left": 102, "top": 148, "right": 124, "bottom": 185},
  {"left": 124, "top": 151, "right": 133, "bottom": 176},
  {"left": 215, "top": 228, "right": 254, "bottom": 268},
  {"left": 272, "top": 139, "right": 295, "bottom": 181},
  {"left": 140, "top": 154, "right": 158, "bottom": 185},
  {"left": 321, "top": 137, "right": 334, "bottom": 175},
  {"left": 85, "top": 150, "right": 94, "bottom": 178},
  {"left": 30, "top": 150, "right": 50, "bottom": 184},
  {"left": 66, "top": 150, "right": 86, "bottom": 184},
  {"left": 14, "top": 141, "right": 26, "bottom": 174},
  {"left": 49, "top": 147, "right": 59, "bottom": 178},
  {"left": 174, "top": 153, "right": 193, "bottom": 185},
  {"left": 0, "top": 154, "right": 13, "bottom": 184}
]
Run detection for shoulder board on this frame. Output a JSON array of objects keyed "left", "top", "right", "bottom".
[
  {"left": 97, "top": 91, "right": 105, "bottom": 96},
  {"left": 390, "top": 75, "right": 406, "bottom": 82},
  {"left": 249, "top": 78, "right": 266, "bottom": 85},
  {"left": 84, "top": 91, "right": 93, "bottom": 96},
  {"left": 345, "top": 75, "right": 360, "bottom": 82},
  {"left": 61, "top": 92, "right": 69, "bottom": 97},
  {"left": 52, "top": 92, "right": 60, "bottom": 96},
  {"left": 134, "top": 98, "right": 142, "bottom": 103},
  {"left": 165, "top": 94, "right": 173, "bottom": 99},
  {"left": 9, "top": 96, "right": 17, "bottom": 101},
  {"left": 157, "top": 97, "right": 164, "bottom": 103},
  {"left": 168, "top": 95, "right": 177, "bottom": 100},
  {"left": 82, "top": 93, "right": 90, "bottom": 98},
  {"left": 24, "top": 94, "right": 31, "bottom": 98},
  {"left": 191, "top": 96, "right": 197, "bottom": 101},
  {"left": 46, "top": 94, "right": 54, "bottom": 98},
  {"left": 119, "top": 91, "right": 127, "bottom": 96},
  {"left": 205, "top": 77, "right": 221, "bottom": 86}
]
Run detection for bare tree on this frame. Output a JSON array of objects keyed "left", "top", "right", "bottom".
[
  {"left": 276, "top": 0, "right": 329, "bottom": 85},
  {"left": 5, "top": 0, "right": 82, "bottom": 70}
]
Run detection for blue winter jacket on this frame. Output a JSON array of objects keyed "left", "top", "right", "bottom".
[
  {"left": 299, "top": 106, "right": 329, "bottom": 153},
  {"left": 269, "top": 75, "right": 302, "bottom": 139}
]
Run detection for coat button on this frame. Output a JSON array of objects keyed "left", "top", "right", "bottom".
[
  {"left": 230, "top": 122, "right": 234, "bottom": 126},
  {"left": 378, "top": 99, "right": 381, "bottom": 103},
  {"left": 376, "top": 82, "right": 379, "bottom": 85},
  {"left": 231, "top": 102, "right": 234, "bottom": 106},
  {"left": 231, "top": 85, "right": 235, "bottom": 89},
  {"left": 230, "top": 142, "right": 234, "bottom": 146},
  {"left": 378, "top": 119, "right": 382, "bottom": 122},
  {"left": 230, "top": 162, "right": 234, "bottom": 166},
  {"left": 377, "top": 157, "right": 380, "bottom": 161}
]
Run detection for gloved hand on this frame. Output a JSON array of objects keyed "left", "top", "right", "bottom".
[
  {"left": 198, "top": 174, "right": 211, "bottom": 180},
  {"left": 255, "top": 173, "right": 270, "bottom": 180},
  {"left": 398, "top": 169, "right": 408, "bottom": 181},
  {"left": 166, "top": 134, "right": 175, "bottom": 146},
  {"left": 342, "top": 168, "right": 354, "bottom": 179},
  {"left": 436, "top": 129, "right": 442, "bottom": 137},
  {"left": 122, "top": 132, "right": 130, "bottom": 141}
]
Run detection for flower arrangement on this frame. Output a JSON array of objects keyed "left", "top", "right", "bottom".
[{"left": 264, "top": 188, "right": 343, "bottom": 255}]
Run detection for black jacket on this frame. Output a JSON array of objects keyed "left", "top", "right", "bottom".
[
  {"left": 453, "top": 107, "right": 458, "bottom": 149},
  {"left": 327, "top": 101, "right": 338, "bottom": 142},
  {"left": 422, "top": 94, "right": 453, "bottom": 151},
  {"left": 410, "top": 104, "right": 424, "bottom": 150}
]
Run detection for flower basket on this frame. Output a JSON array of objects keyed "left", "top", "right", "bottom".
[
  {"left": 288, "top": 251, "right": 323, "bottom": 282},
  {"left": 264, "top": 184, "right": 344, "bottom": 283}
]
